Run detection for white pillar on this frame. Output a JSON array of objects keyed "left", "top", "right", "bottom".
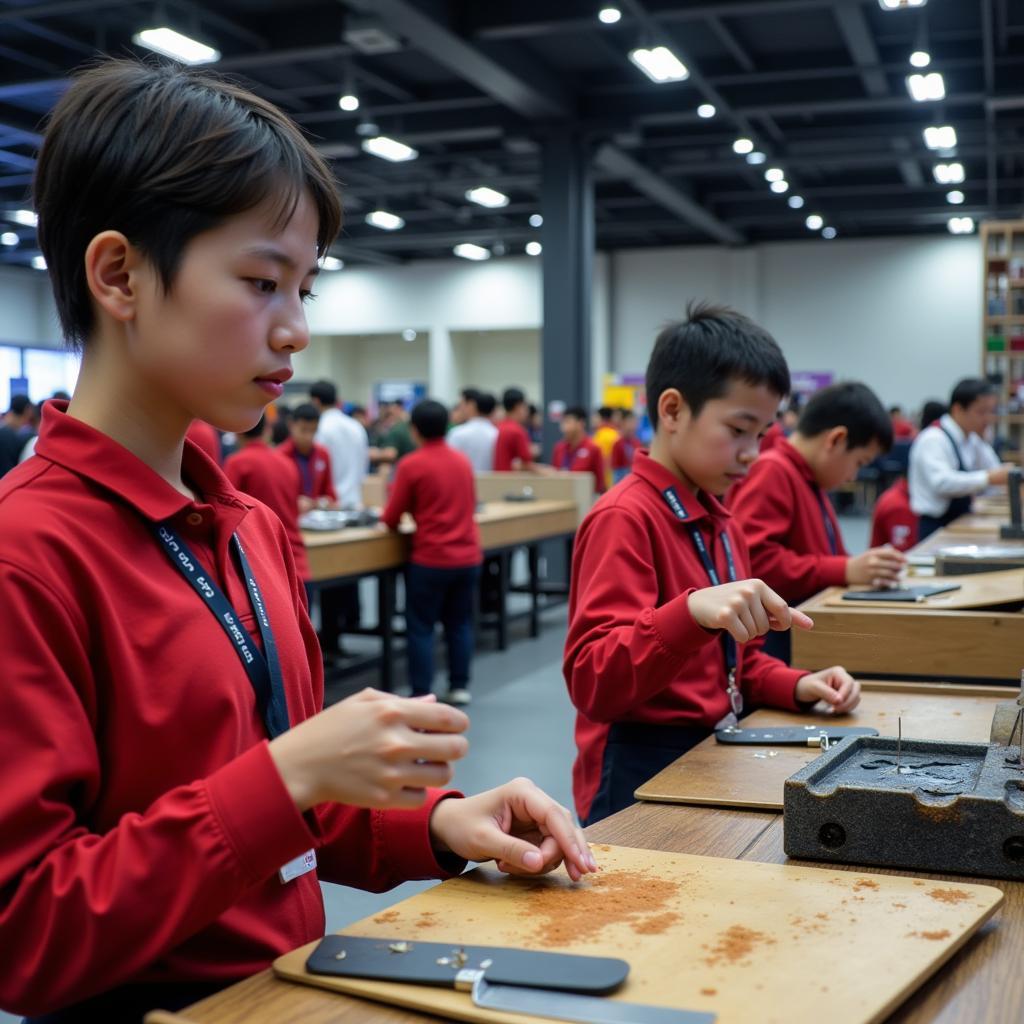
[{"left": 428, "top": 325, "right": 456, "bottom": 404}]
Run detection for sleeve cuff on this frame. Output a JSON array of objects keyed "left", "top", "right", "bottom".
[
  {"left": 651, "top": 589, "right": 720, "bottom": 659},
  {"left": 374, "top": 789, "right": 467, "bottom": 881},
  {"left": 819, "top": 555, "right": 849, "bottom": 588},
  {"left": 769, "top": 665, "right": 809, "bottom": 712},
  {"left": 205, "top": 741, "right": 317, "bottom": 885}
]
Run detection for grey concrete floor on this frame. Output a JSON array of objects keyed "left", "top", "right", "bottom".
[{"left": 0, "top": 513, "right": 871, "bottom": 1022}]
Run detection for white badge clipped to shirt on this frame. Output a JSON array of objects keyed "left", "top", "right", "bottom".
[{"left": 279, "top": 848, "right": 317, "bottom": 884}]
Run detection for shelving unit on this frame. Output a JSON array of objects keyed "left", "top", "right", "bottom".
[{"left": 982, "top": 219, "right": 1024, "bottom": 459}]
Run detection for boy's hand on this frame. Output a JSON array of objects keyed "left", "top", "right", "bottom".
[
  {"left": 429, "top": 778, "right": 597, "bottom": 883},
  {"left": 688, "top": 579, "right": 814, "bottom": 643},
  {"left": 846, "top": 545, "right": 906, "bottom": 588},
  {"left": 269, "top": 688, "right": 469, "bottom": 812},
  {"left": 988, "top": 464, "right": 1016, "bottom": 487},
  {"left": 795, "top": 666, "right": 860, "bottom": 713}
]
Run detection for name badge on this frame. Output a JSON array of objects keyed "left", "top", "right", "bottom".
[{"left": 279, "top": 848, "right": 317, "bottom": 884}]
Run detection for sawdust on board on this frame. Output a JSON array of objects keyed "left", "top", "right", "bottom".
[
  {"left": 853, "top": 879, "right": 879, "bottom": 892},
  {"left": 703, "top": 925, "right": 776, "bottom": 967},
  {"left": 911, "top": 929, "right": 952, "bottom": 941},
  {"left": 372, "top": 909, "right": 401, "bottom": 925},
  {"left": 927, "top": 887, "right": 973, "bottom": 905},
  {"left": 701, "top": 988, "right": 718, "bottom": 996},
  {"left": 520, "top": 868, "right": 683, "bottom": 946}
]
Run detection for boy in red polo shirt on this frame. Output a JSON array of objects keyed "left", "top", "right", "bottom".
[
  {"left": 730, "top": 382, "right": 906, "bottom": 660},
  {"left": 565, "top": 304, "right": 861, "bottom": 824},
  {"left": 277, "top": 401, "right": 338, "bottom": 510},
  {"left": 494, "top": 386, "right": 548, "bottom": 473},
  {"left": 610, "top": 409, "right": 641, "bottom": 483},
  {"left": 0, "top": 59, "right": 594, "bottom": 1020},
  {"left": 871, "top": 477, "right": 917, "bottom": 551},
  {"left": 552, "top": 406, "right": 606, "bottom": 495},
  {"left": 381, "top": 400, "right": 482, "bottom": 706}
]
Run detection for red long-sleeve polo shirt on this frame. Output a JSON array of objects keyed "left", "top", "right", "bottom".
[
  {"left": 729, "top": 440, "right": 848, "bottom": 606},
  {"left": 493, "top": 419, "right": 533, "bottom": 471},
  {"left": 871, "top": 477, "right": 917, "bottom": 551},
  {"left": 277, "top": 437, "right": 337, "bottom": 503},
  {"left": 552, "top": 436, "right": 606, "bottom": 494},
  {"left": 224, "top": 440, "right": 310, "bottom": 582},
  {"left": 0, "top": 405, "right": 458, "bottom": 1016},
  {"left": 381, "top": 439, "right": 481, "bottom": 569},
  {"left": 564, "top": 450, "right": 807, "bottom": 821}
]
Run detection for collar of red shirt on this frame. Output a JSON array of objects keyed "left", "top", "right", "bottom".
[
  {"left": 35, "top": 402, "right": 255, "bottom": 524},
  {"left": 774, "top": 437, "right": 821, "bottom": 490},
  {"left": 629, "top": 449, "right": 730, "bottom": 526}
]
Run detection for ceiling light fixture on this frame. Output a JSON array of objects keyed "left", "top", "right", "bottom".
[
  {"left": 947, "top": 216, "right": 974, "bottom": 234},
  {"left": 770, "top": 180, "right": 790, "bottom": 194},
  {"left": 132, "top": 26, "right": 220, "bottom": 64},
  {"left": 946, "top": 190, "right": 965, "bottom": 205},
  {"left": 909, "top": 50, "right": 931, "bottom": 67},
  {"left": 822, "top": 227, "right": 838, "bottom": 240},
  {"left": 465, "top": 186, "right": 510, "bottom": 208},
  {"left": 10, "top": 209, "right": 36, "bottom": 227},
  {"left": 525, "top": 241, "right": 542, "bottom": 256},
  {"left": 697, "top": 103, "right": 716, "bottom": 119},
  {"left": 733, "top": 137, "right": 754, "bottom": 155},
  {"left": 746, "top": 151, "right": 767, "bottom": 165},
  {"left": 805, "top": 214, "right": 824, "bottom": 231},
  {"left": 1, "top": 231, "right": 17, "bottom": 246},
  {"left": 529, "top": 213, "right": 544, "bottom": 228},
  {"left": 598, "top": 7, "right": 622, "bottom": 24},
  {"left": 453, "top": 243, "right": 491, "bottom": 261},
  {"left": 923, "top": 125, "right": 957, "bottom": 150},
  {"left": 338, "top": 93, "right": 360, "bottom": 112},
  {"left": 788, "top": 195, "right": 805, "bottom": 209},
  {"left": 365, "top": 210, "right": 405, "bottom": 231},
  {"left": 628, "top": 46, "right": 689, "bottom": 83},
  {"left": 402, "top": 329, "right": 417, "bottom": 342},
  {"left": 361, "top": 135, "right": 418, "bottom": 162},
  {"left": 320, "top": 257, "right": 344, "bottom": 271},
  {"left": 907, "top": 72, "right": 945, "bottom": 102},
  {"left": 933, "top": 162, "right": 965, "bottom": 184},
  {"left": 879, "top": 0, "right": 927, "bottom": 9},
  {"left": 765, "top": 168, "right": 785, "bottom": 182},
  {"left": 31, "top": 255, "right": 47, "bottom": 270}
]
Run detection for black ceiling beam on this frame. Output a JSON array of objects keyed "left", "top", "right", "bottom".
[
  {"left": 833, "top": 3, "right": 888, "bottom": 99},
  {"left": 982, "top": 0, "right": 998, "bottom": 210}
]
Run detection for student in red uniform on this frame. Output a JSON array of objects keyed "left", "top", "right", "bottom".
[
  {"left": 494, "top": 387, "right": 546, "bottom": 473},
  {"left": 224, "top": 414, "right": 310, "bottom": 589},
  {"left": 730, "top": 382, "right": 906, "bottom": 661},
  {"left": 870, "top": 477, "right": 916, "bottom": 552},
  {"left": 0, "top": 59, "right": 594, "bottom": 1021},
  {"left": 381, "top": 400, "right": 482, "bottom": 707},
  {"left": 564, "top": 303, "right": 861, "bottom": 825},
  {"left": 610, "top": 410, "right": 641, "bottom": 483},
  {"left": 277, "top": 401, "right": 338, "bottom": 510},
  {"left": 889, "top": 405, "right": 916, "bottom": 440},
  {"left": 185, "top": 419, "right": 222, "bottom": 464},
  {"left": 552, "top": 406, "right": 606, "bottom": 495}
]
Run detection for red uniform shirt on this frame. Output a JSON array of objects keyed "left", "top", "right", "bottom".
[
  {"left": 381, "top": 439, "right": 482, "bottom": 569},
  {"left": 729, "top": 441, "right": 848, "bottom": 606},
  {"left": 564, "top": 451, "right": 806, "bottom": 821},
  {"left": 892, "top": 416, "right": 916, "bottom": 440},
  {"left": 0, "top": 405, "right": 457, "bottom": 1016},
  {"left": 186, "top": 420, "right": 221, "bottom": 465},
  {"left": 552, "top": 436, "right": 606, "bottom": 494},
  {"left": 611, "top": 435, "right": 640, "bottom": 472},
  {"left": 224, "top": 440, "right": 310, "bottom": 582},
  {"left": 759, "top": 421, "right": 786, "bottom": 452},
  {"left": 870, "top": 478, "right": 917, "bottom": 551},
  {"left": 493, "top": 418, "right": 532, "bottom": 471},
  {"left": 277, "top": 437, "right": 337, "bottom": 503}
]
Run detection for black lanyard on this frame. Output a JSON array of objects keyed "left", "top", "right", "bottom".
[
  {"left": 938, "top": 424, "right": 968, "bottom": 472},
  {"left": 815, "top": 489, "right": 839, "bottom": 555},
  {"left": 153, "top": 523, "right": 290, "bottom": 739}
]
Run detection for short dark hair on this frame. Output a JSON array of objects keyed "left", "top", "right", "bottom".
[
  {"left": 920, "top": 400, "right": 946, "bottom": 430},
  {"left": 597, "top": 406, "right": 613, "bottom": 421},
  {"left": 460, "top": 387, "right": 481, "bottom": 405},
  {"left": 950, "top": 377, "right": 996, "bottom": 411},
  {"left": 564, "top": 406, "right": 588, "bottom": 422},
  {"left": 34, "top": 58, "right": 342, "bottom": 351},
  {"left": 503, "top": 387, "right": 526, "bottom": 413},
  {"left": 310, "top": 380, "right": 338, "bottom": 407},
  {"left": 889, "top": 405, "right": 902, "bottom": 416},
  {"left": 242, "top": 415, "right": 266, "bottom": 439},
  {"left": 796, "top": 382, "right": 893, "bottom": 450},
  {"left": 292, "top": 402, "right": 320, "bottom": 424},
  {"left": 350, "top": 404, "right": 366, "bottom": 416},
  {"left": 477, "top": 392, "right": 497, "bottom": 416},
  {"left": 645, "top": 301, "right": 790, "bottom": 427},
  {"left": 8, "top": 395, "right": 32, "bottom": 416},
  {"left": 411, "top": 399, "right": 448, "bottom": 439}
]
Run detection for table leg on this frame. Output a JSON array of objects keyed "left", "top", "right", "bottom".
[
  {"left": 496, "top": 551, "right": 509, "bottom": 651},
  {"left": 379, "top": 570, "right": 396, "bottom": 692},
  {"left": 528, "top": 543, "right": 540, "bottom": 638}
]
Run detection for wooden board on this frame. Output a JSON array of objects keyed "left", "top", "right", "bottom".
[
  {"left": 272, "top": 844, "right": 1002, "bottom": 1024},
  {"left": 942, "top": 515, "right": 1007, "bottom": 535},
  {"left": 818, "top": 570, "right": 1024, "bottom": 610},
  {"left": 635, "top": 684, "right": 1008, "bottom": 811}
]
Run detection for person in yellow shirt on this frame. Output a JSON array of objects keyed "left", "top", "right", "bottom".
[{"left": 591, "top": 406, "right": 621, "bottom": 490}]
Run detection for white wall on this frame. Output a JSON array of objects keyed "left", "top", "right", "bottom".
[
  {"left": 451, "top": 329, "right": 541, "bottom": 403},
  {"left": 611, "top": 236, "right": 980, "bottom": 412},
  {"left": 0, "top": 268, "right": 59, "bottom": 347}
]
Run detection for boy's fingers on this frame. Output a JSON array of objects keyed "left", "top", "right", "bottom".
[
  {"left": 396, "top": 700, "right": 469, "bottom": 733},
  {"left": 789, "top": 608, "right": 814, "bottom": 631}
]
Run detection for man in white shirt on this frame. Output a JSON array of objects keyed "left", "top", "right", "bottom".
[
  {"left": 908, "top": 377, "right": 1012, "bottom": 540},
  {"left": 310, "top": 379, "right": 369, "bottom": 508},
  {"left": 447, "top": 390, "right": 498, "bottom": 473}
]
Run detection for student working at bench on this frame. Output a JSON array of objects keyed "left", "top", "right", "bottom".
[
  {"left": 564, "top": 303, "right": 861, "bottom": 825},
  {"left": 730, "top": 381, "right": 906, "bottom": 661},
  {"left": 0, "top": 58, "right": 594, "bottom": 1021}
]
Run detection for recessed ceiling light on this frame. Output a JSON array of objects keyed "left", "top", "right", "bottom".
[
  {"left": 365, "top": 210, "right": 405, "bottom": 231},
  {"left": 910, "top": 51, "right": 931, "bottom": 68},
  {"left": 338, "top": 93, "right": 360, "bottom": 112},
  {"left": 805, "top": 214, "right": 824, "bottom": 231},
  {"left": 402, "top": 328, "right": 417, "bottom": 342},
  {"left": 598, "top": 7, "right": 622, "bottom": 24},
  {"left": 320, "top": 256, "right": 344, "bottom": 271},
  {"left": 697, "top": 103, "right": 716, "bottom": 119},
  {"left": 465, "top": 186, "right": 510, "bottom": 208},
  {"left": 132, "top": 27, "right": 220, "bottom": 64},
  {"left": 946, "top": 190, "right": 965, "bottom": 205},
  {"left": 0, "top": 231, "right": 17, "bottom": 246},
  {"left": 933, "top": 162, "right": 965, "bottom": 184},
  {"left": 947, "top": 216, "right": 974, "bottom": 234},
  {"left": 746, "top": 151, "right": 767, "bottom": 165},
  {"left": 529, "top": 213, "right": 543, "bottom": 228},
  {"left": 765, "top": 168, "right": 785, "bottom": 183},
  {"left": 453, "top": 243, "right": 491, "bottom": 261},
  {"left": 628, "top": 46, "right": 689, "bottom": 83},
  {"left": 733, "top": 137, "right": 754, "bottom": 155},
  {"left": 525, "top": 241, "right": 542, "bottom": 256},
  {"left": 879, "top": 0, "right": 927, "bottom": 9},
  {"left": 10, "top": 209, "right": 36, "bottom": 227},
  {"left": 31, "top": 255, "right": 47, "bottom": 270},
  {"left": 361, "top": 135, "right": 418, "bottom": 162},
  {"left": 923, "top": 125, "right": 957, "bottom": 151},
  {"left": 822, "top": 226, "right": 837, "bottom": 240},
  {"left": 770, "top": 180, "right": 790, "bottom": 194},
  {"left": 907, "top": 72, "right": 945, "bottom": 102},
  {"left": 788, "top": 195, "right": 805, "bottom": 209}
]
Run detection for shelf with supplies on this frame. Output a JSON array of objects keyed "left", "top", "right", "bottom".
[{"left": 982, "top": 219, "right": 1024, "bottom": 459}]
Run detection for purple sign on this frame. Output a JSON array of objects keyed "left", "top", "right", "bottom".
[{"left": 790, "top": 371, "right": 833, "bottom": 397}]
